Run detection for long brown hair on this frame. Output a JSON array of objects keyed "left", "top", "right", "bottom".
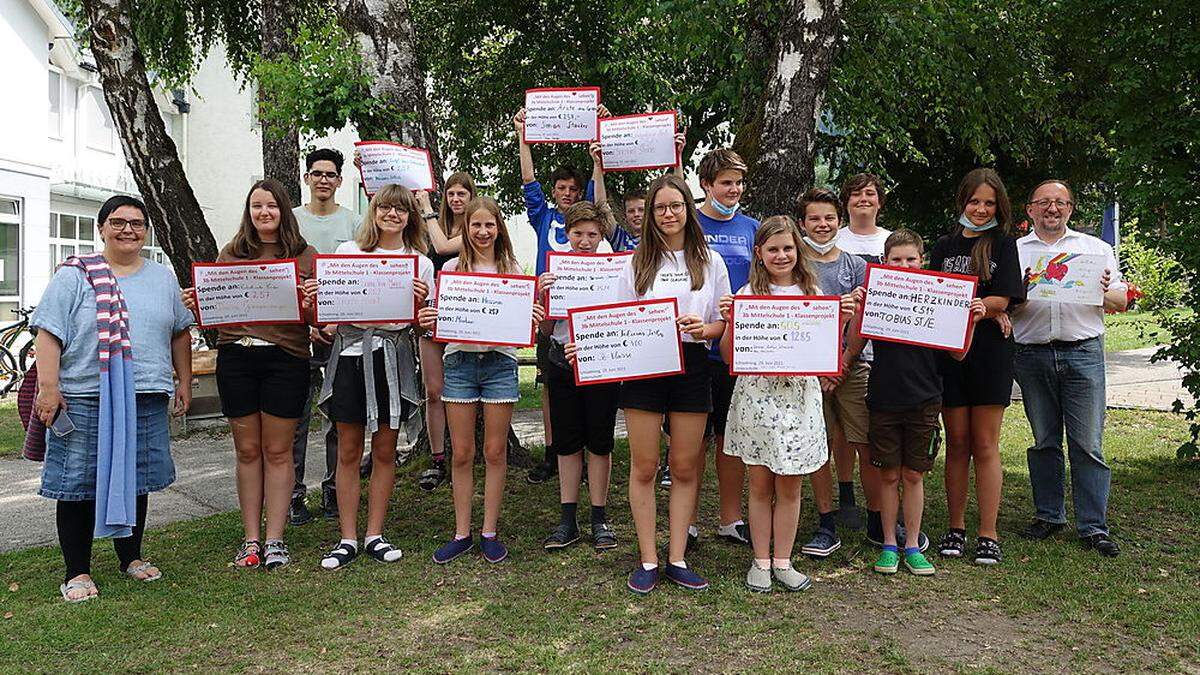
[
  {"left": 631, "top": 175, "right": 710, "bottom": 296},
  {"left": 356, "top": 183, "right": 428, "bottom": 253},
  {"left": 229, "top": 178, "right": 307, "bottom": 259},
  {"left": 953, "top": 168, "right": 1012, "bottom": 282},
  {"left": 437, "top": 172, "right": 477, "bottom": 238},
  {"left": 459, "top": 196, "right": 519, "bottom": 275},
  {"left": 748, "top": 216, "right": 819, "bottom": 295}
]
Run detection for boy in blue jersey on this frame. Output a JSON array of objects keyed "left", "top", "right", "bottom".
[
  {"left": 691, "top": 148, "right": 759, "bottom": 547},
  {"left": 513, "top": 105, "right": 610, "bottom": 484},
  {"left": 608, "top": 190, "right": 645, "bottom": 252}
]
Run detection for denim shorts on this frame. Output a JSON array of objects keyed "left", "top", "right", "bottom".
[
  {"left": 442, "top": 350, "right": 519, "bottom": 404},
  {"left": 40, "top": 393, "right": 175, "bottom": 501}
]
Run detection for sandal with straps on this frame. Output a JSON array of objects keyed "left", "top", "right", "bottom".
[
  {"left": 123, "top": 560, "right": 163, "bottom": 582},
  {"left": 320, "top": 542, "right": 358, "bottom": 570},
  {"left": 973, "top": 537, "right": 1003, "bottom": 566},
  {"left": 365, "top": 536, "right": 403, "bottom": 563},
  {"left": 264, "top": 540, "right": 290, "bottom": 570},
  {"left": 234, "top": 540, "right": 261, "bottom": 569},
  {"left": 59, "top": 577, "right": 97, "bottom": 603},
  {"left": 418, "top": 459, "right": 447, "bottom": 492}
]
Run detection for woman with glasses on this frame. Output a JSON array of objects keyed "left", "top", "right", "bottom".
[
  {"left": 32, "top": 195, "right": 194, "bottom": 602},
  {"left": 600, "top": 174, "right": 731, "bottom": 594}
]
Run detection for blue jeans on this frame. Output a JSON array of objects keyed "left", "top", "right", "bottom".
[{"left": 1013, "top": 337, "right": 1110, "bottom": 536}]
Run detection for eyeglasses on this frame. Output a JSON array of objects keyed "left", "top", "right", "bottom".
[
  {"left": 106, "top": 218, "right": 147, "bottom": 232},
  {"left": 1031, "top": 198, "right": 1073, "bottom": 210},
  {"left": 307, "top": 171, "right": 340, "bottom": 181},
  {"left": 376, "top": 204, "right": 404, "bottom": 214},
  {"left": 652, "top": 202, "right": 687, "bottom": 216}
]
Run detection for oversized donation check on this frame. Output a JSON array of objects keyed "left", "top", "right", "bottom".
[
  {"left": 353, "top": 141, "right": 436, "bottom": 196},
  {"left": 859, "top": 264, "right": 978, "bottom": 351},
  {"left": 544, "top": 251, "right": 632, "bottom": 319},
  {"left": 729, "top": 296, "right": 843, "bottom": 376},
  {"left": 598, "top": 111, "right": 678, "bottom": 171},
  {"left": 192, "top": 260, "right": 302, "bottom": 328},
  {"left": 568, "top": 298, "right": 684, "bottom": 385},
  {"left": 522, "top": 87, "right": 601, "bottom": 143},
  {"left": 314, "top": 254, "right": 417, "bottom": 324},
  {"left": 432, "top": 272, "right": 538, "bottom": 347},
  {"left": 1023, "top": 251, "right": 1106, "bottom": 306}
]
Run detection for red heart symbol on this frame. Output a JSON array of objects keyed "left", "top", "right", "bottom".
[
  {"left": 638, "top": 307, "right": 646, "bottom": 312},
  {"left": 936, "top": 278, "right": 944, "bottom": 284},
  {"left": 380, "top": 260, "right": 388, "bottom": 265},
  {"left": 803, "top": 301, "right": 811, "bottom": 307},
  {"left": 606, "top": 257, "right": 613, "bottom": 262},
  {"left": 501, "top": 279, "right": 509, "bottom": 285},
  {"left": 259, "top": 265, "right": 267, "bottom": 271}
]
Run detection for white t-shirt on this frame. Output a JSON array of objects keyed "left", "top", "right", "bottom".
[
  {"left": 615, "top": 248, "right": 731, "bottom": 345},
  {"left": 334, "top": 240, "right": 435, "bottom": 356},
  {"left": 295, "top": 205, "right": 360, "bottom": 254},
  {"left": 1010, "top": 228, "right": 1126, "bottom": 344},
  {"left": 439, "top": 257, "right": 520, "bottom": 361},
  {"left": 835, "top": 226, "right": 891, "bottom": 264},
  {"left": 736, "top": 283, "right": 820, "bottom": 297}
]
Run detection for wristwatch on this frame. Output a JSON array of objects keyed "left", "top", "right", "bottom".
[{"left": 422, "top": 212, "right": 437, "bottom": 220}]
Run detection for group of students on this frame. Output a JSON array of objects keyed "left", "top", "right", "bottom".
[{"left": 167, "top": 117, "right": 1043, "bottom": 596}]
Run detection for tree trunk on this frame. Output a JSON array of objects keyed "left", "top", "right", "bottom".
[
  {"left": 260, "top": 0, "right": 302, "bottom": 206},
  {"left": 336, "top": 0, "right": 446, "bottom": 183},
  {"left": 79, "top": 0, "right": 219, "bottom": 284},
  {"left": 734, "top": 0, "right": 845, "bottom": 217}
]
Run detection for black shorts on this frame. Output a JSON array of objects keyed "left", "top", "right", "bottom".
[
  {"left": 706, "top": 358, "right": 736, "bottom": 438},
  {"left": 327, "top": 349, "right": 411, "bottom": 428},
  {"left": 535, "top": 332, "right": 552, "bottom": 384},
  {"left": 216, "top": 344, "right": 311, "bottom": 419},
  {"left": 942, "top": 323, "right": 1014, "bottom": 408},
  {"left": 619, "top": 343, "right": 713, "bottom": 415},
  {"left": 545, "top": 361, "right": 620, "bottom": 455}
]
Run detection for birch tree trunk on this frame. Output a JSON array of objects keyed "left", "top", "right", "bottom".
[
  {"left": 735, "top": 0, "right": 845, "bottom": 217},
  {"left": 336, "top": 0, "right": 445, "bottom": 181},
  {"left": 79, "top": 0, "right": 219, "bottom": 283},
  {"left": 260, "top": 0, "right": 302, "bottom": 206}
]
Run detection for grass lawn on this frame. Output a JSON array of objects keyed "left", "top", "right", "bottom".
[
  {"left": 0, "top": 400, "right": 25, "bottom": 460},
  {"left": 1, "top": 408, "right": 1197, "bottom": 672},
  {"left": 1102, "top": 310, "right": 1178, "bottom": 352}
]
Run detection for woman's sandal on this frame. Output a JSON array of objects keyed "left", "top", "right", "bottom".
[
  {"left": 264, "top": 540, "right": 290, "bottom": 570},
  {"left": 234, "top": 540, "right": 261, "bottom": 569},
  {"left": 59, "top": 578, "right": 97, "bottom": 603},
  {"left": 365, "top": 536, "right": 403, "bottom": 563},
  {"left": 320, "top": 542, "right": 358, "bottom": 570},
  {"left": 123, "top": 560, "right": 163, "bottom": 582},
  {"left": 418, "top": 459, "right": 447, "bottom": 492}
]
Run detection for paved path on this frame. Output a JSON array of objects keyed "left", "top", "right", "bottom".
[{"left": 0, "top": 348, "right": 1185, "bottom": 553}]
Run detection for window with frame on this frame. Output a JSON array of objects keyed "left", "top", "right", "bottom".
[
  {"left": 49, "top": 212, "right": 168, "bottom": 269},
  {"left": 85, "top": 87, "right": 115, "bottom": 152},
  {"left": 48, "top": 70, "right": 62, "bottom": 138},
  {"left": 0, "top": 198, "right": 20, "bottom": 299}
]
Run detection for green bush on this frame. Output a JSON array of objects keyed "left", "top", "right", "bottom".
[{"left": 1121, "top": 232, "right": 1187, "bottom": 312}]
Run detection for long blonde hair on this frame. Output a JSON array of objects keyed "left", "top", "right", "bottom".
[
  {"left": 459, "top": 196, "right": 519, "bottom": 275},
  {"left": 631, "top": 175, "right": 710, "bottom": 296},
  {"left": 355, "top": 184, "right": 428, "bottom": 253},
  {"left": 437, "top": 172, "right": 477, "bottom": 238},
  {"left": 748, "top": 216, "right": 819, "bottom": 295}
]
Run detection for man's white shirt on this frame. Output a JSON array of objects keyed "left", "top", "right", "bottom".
[{"left": 1011, "top": 227, "right": 1126, "bottom": 344}]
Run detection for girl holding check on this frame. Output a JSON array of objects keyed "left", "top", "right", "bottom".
[
  {"left": 418, "top": 196, "right": 545, "bottom": 565},
  {"left": 568, "top": 174, "right": 730, "bottom": 595}
]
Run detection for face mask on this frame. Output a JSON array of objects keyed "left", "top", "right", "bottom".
[
  {"left": 958, "top": 212, "right": 997, "bottom": 232},
  {"left": 803, "top": 236, "right": 837, "bottom": 255},
  {"left": 709, "top": 198, "right": 739, "bottom": 217}
]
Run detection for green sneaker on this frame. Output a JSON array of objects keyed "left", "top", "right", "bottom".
[
  {"left": 904, "top": 551, "right": 936, "bottom": 576},
  {"left": 874, "top": 549, "right": 899, "bottom": 574}
]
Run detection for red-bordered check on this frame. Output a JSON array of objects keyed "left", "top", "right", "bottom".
[
  {"left": 432, "top": 271, "right": 538, "bottom": 348},
  {"left": 192, "top": 259, "right": 303, "bottom": 329},
  {"left": 859, "top": 264, "right": 979, "bottom": 352},
  {"left": 729, "top": 295, "right": 844, "bottom": 376},
  {"left": 313, "top": 254, "right": 418, "bottom": 325},
  {"left": 522, "top": 87, "right": 602, "bottom": 144},
  {"left": 544, "top": 251, "right": 632, "bottom": 319},
  {"left": 568, "top": 298, "right": 684, "bottom": 386}
]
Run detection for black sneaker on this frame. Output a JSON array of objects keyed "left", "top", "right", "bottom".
[
  {"left": 1021, "top": 519, "right": 1065, "bottom": 540},
  {"left": 973, "top": 537, "right": 1003, "bottom": 565},
  {"left": 1081, "top": 532, "right": 1120, "bottom": 557},
  {"left": 289, "top": 494, "right": 313, "bottom": 526},
  {"left": 836, "top": 503, "right": 864, "bottom": 530},
  {"left": 527, "top": 459, "right": 557, "bottom": 485},
  {"left": 321, "top": 490, "right": 338, "bottom": 520},
  {"left": 543, "top": 523, "right": 580, "bottom": 550},
  {"left": 937, "top": 530, "right": 967, "bottom": 558}
]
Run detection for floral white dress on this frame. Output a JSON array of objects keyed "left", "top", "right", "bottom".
[{"left": 724, "top": 284, "right": 829, "bottom": 476}]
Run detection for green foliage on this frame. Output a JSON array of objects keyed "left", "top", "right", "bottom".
[
  {"left": 1120, "top": 231, "right": 1187, "bottom": 313},
  {"left": 251, "top": 20, "right": 382, "bottom": 139}
]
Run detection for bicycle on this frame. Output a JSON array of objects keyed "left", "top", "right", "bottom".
[{"left": 0, "top": 307, "right": 36, "bottom": 398}]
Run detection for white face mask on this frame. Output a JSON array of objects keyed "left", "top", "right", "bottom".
[{"left": 803, "top": 236, "right": 837, "bottom": 255}]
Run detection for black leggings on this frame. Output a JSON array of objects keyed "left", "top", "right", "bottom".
[{"left": 56, "top": 494, "right": 149, "bottom": 583}]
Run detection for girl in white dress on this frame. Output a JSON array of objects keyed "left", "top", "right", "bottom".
[{"left": 719, "top": 216, "right": 859, "bottom": 592}]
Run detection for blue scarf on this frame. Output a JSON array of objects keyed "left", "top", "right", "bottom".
[{"left": 62, "top": 254, "right": 138, "bottom": 539}]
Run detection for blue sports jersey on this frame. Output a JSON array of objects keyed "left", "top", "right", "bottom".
[
  {"left": 697, "top": 209, "right": 758, "bottom": 361},
  {"left": 608, "top": 225, "right": 640, "bottom": 252},
  {"left": 523, "top": 179, "right": 596, "bottom": 274}
]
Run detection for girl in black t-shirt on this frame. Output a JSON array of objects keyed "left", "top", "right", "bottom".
[{"left": 928, "top": 168, "right": 1025, "bottom": 566}]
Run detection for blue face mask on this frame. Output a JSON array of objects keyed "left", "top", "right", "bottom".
[
  {"left": 709, "top": 198, "right": 739, "bottom": 217},
  {"left": 958, "top": 212, "right": 997, "bottom": 232}
]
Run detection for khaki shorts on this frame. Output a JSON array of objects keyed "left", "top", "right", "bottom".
[
  {"left": 868, "top": 403, "right": 942, "bottom": 473},
  {"left": 821, "top": 361, "right": 870, "bottom": 445}
]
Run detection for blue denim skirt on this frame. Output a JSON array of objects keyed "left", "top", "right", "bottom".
[{"left": 39, "top": 393, "right": 176, "bottom": 501}]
